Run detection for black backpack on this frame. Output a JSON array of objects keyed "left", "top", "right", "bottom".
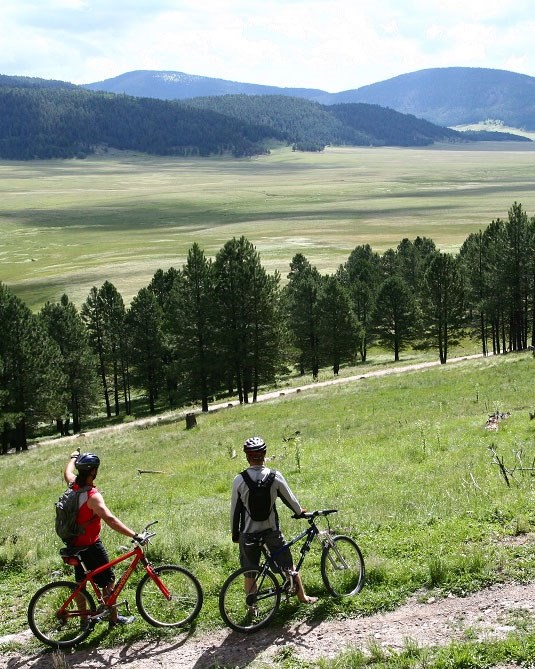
[
  {"left": 241, "top": 469, "right": 276, "bottom": 521},
  {"left": 54, "top": 485, "right": 90, "bottom": 545}
]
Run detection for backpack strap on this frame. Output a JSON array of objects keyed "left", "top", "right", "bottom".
[
  {"left": 264, "top": 470, "right": 276, "bottom": 486},
  {"left": 241, "top": 469, "right": 276, "bottom": 488},
  {"left": 240, "top": 469, "right": 255, "bottom": 489},
  {"left": 75, "top": 485, "right": 96, "bottom": 529}
]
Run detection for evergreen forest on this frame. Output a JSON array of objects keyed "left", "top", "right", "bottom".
[
  {"left": 0, "top": 76, "right": 528, "bottom": 160},
  {"left": 1, "top": 203, "right": 534, "bottom": 453}
]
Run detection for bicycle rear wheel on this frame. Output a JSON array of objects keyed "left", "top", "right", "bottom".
[
  {"left": 28, "top": 581, "right": 96, "bottom": 648},
  {"left": 320, "top": 535, "right": 365, "bottom": 597},
  {"left": 219, "top": 566, "right": 281, "bottom": 633},
  {"left": 136, "top": 565, "right": 203, "bottom": 627}
]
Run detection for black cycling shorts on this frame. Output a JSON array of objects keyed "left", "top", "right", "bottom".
[
  {"left": 239, "top": 529, "right": 293, "bottom": 572},
  {"left": 74, "top": 539, "right": 114, "bottom": 587}
]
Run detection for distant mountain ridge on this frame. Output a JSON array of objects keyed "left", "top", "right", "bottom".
[
  {"left": 84, "top": 67, "right": 535, "bottom": 130},
  {"left": 84, "top": 69, "right": 328, "bottom": 103}
]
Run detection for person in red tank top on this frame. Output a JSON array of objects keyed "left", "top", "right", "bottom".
[{"left": 64, "top": 449, "right": 140, "bottom": 626}]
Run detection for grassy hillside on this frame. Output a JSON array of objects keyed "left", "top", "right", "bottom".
[
  {"left": 1, "top": 352, "right": 534, "bottom": 651},
  {"left": 2, "top": 145, "right": 535, "bottom": 311}
]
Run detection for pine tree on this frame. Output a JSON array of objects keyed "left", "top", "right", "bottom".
[
  {"left": 284, "top": 253, "right": 323, "bottom": 378},
  {"left": 81, "top": 286, "right": 111, "bottom": 417},
  {"left": 421, "top": 253, "right": 465, "bottom": 364},
  {"left": 0, "top": 283, "right": 66, "bottom": 451},
  {"left": 127, "top": 288, "right": 165, "bottom": 414},
  {"left": 373, "top": 276, "right": 416, "bottom": 361},
  {"left": 39, "top": 294, "right": 99, "bottom": 433},
  {"left": 339, "top": 244, "right": 381, "bottom": 362},
  {"left": 213, "top": 237, "right": 283, "bottom": 403},
  {"left": 166, "top": 244, "right": 215, "bottom": 411}
]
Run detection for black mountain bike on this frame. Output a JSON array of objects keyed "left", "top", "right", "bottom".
[{"left": 219, "top": 509, "right": 365, "bottom": 633}]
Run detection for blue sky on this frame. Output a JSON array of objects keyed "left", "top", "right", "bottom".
[{"left": 1, "top": 0, "right": 533, "bottom": 91}]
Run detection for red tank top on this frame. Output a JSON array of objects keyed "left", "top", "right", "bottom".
[{"left": 72, "top": 484, "right": 101, "bottom": 546}]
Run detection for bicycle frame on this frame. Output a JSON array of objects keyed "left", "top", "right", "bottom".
[
  {"left": 260, "top": 518, "right": 320, "bottom": 577},
  {"left": 59, "top": 543, "right": 170, "bottom": 621}
]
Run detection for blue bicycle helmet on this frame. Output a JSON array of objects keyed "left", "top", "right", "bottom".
[
  {"left": 243, "top": 436, "right": 267, "bottom": 453},
  {"left": 75, "top": 452, "right": 100, "bottom": 471}
]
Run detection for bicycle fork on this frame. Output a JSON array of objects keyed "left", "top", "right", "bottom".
[
  {"left": 145, "top": 565, "right": 173, "bottom": 601},
  {"left": 323, "top": 536, "right": 350, "bottom": 570}
]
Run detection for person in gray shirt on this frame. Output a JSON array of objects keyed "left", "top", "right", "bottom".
[{"left": 230, "top": 436, "right": 318, "bottom": 604}]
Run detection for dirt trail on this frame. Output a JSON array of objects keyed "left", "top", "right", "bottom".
[
  {"left": 35, "top": 353, "right": 485, "bottom": 448},
  {"left": 4, "top": 580, "right": 535, "bottom": 668}
]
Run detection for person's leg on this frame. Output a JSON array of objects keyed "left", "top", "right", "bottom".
[
  {"left": 239, "top": 534, "right": 262, "bottom": 611},
  {"left": 89, "top": 540, "right": 133, "bottom": 625},
  {"left": 264, "top": 530, "right": 318, "bottom": 604},
  {"left": 294, "top": 573, "right": 318, "bottom": 604}
]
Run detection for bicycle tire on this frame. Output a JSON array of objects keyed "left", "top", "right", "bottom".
[
  {"left": 28, "top": 581, "right": 96, "bottom": 648},
  {"left": 219, "top": 566, "right": 281, "bottom": 633},
  {"left": 136, "top": 565, "right": 203, "bottom": 627},
  {"left": 320, "top": 535, "right": 365, "bottom": 597}
]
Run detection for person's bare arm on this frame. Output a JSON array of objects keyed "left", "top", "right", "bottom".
[
  {"left": 87, "top": 492, "right": 137, "bottom": 538},
  {"left": 64, "top": 449, "right": 80, "bottom": 485}
]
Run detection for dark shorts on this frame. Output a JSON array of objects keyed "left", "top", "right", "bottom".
[
  {"left": 74, "top": 540, "right": 114, "bottom": 588},
  {"left": 239, "top": 529, "right": 293, "bottom": 573}
]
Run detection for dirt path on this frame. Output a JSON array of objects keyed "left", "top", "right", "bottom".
[
  {"left": 35, "top": 353, "right": 485, "bottom": 448},
  {"left": 4, "top": 580, "right": 535, "bottom": 668}
]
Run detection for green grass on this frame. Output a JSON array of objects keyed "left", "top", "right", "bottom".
[
  {"left": 2, "top": 144, "right": 535, "bottom": 309},
  {"left": 1, "top": 351, "right": 534, "bottom": 655}
]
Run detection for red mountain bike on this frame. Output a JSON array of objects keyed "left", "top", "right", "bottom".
[{"left": 27, "top": 521, "right": 203, "bottom": 648}]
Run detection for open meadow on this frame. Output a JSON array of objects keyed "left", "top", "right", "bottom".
[
  {"left": 1, "top": 143, "right": 535, "bottom": 310},
  {"left": 1, "top": 352, "right": 534, "bottom": 660}
]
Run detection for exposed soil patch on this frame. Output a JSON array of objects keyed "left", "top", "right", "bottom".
[{"left": 4, "top": 581, "right": 535, "bottom": 669}]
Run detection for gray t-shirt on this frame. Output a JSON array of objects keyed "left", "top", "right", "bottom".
[{"left": 230, "top": 465, "right": 302, "bottom": 538}]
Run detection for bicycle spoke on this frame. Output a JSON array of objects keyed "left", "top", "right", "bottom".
[
  {"left": 136, "top": 565, "right": 203, "bottom": 627},
  {"left": 219, "top": 567, "right": 281, "bottom": 633},
  {"left": 28, "top": 582, "right": 95, "bottom": 648}
]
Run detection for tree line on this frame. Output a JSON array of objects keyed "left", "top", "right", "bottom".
[{"left": 1, "top": 203, "right": 534, "bottom": 453}]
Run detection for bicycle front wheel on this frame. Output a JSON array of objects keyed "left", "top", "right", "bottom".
[
  {"left": 321, "top": 535, "right": 365, "bottom": 597},
  {"left": 28, "top": 581, "right": 96, "bottom": 648},
  {"left": 219, "top": 567, "right": 281, "bottom": 633},
  {"left": 136, "top": 565, "right": 203, "bottom": 627}
]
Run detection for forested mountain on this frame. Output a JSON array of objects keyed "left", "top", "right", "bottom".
[
  {"left": 336, "top": 68, "right": 535, "bottom": 130},
  {"left": 185, "top": 95, "right": 464, "bottom": 149},
  {"left": 0, "top": 78, "right": 491, "bottom": 160},
  {"left": 0, "top": 84, "right": 277, "bottom": 159},
  {"left": 84, "top": 67, "right": 535, "bottom": 130},
  {"left": 0, "top": 74, "right": 78, "bottom": 90}
]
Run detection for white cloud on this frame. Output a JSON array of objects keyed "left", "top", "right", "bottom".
[{"left": 0, "top": 0, "right": 533, "bottom": 89}]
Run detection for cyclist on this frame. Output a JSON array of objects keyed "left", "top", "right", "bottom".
[
  {"left": 230, "top": 436, "right": 318, "bottom": 604},
  {"left": 63, "top": 450, "right": 139, "bottom": 626}
]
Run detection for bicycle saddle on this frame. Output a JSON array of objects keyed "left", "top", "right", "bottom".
[{"left": 60, "top": 546, "right": 89, "bottom": 558}]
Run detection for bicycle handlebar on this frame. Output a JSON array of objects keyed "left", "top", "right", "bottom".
[
  {"left": 292, "top": 509, "right": 338, "bottom": 520},
  {"left": 132, "top": 520, "right": 159, "bottom": 546}
]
